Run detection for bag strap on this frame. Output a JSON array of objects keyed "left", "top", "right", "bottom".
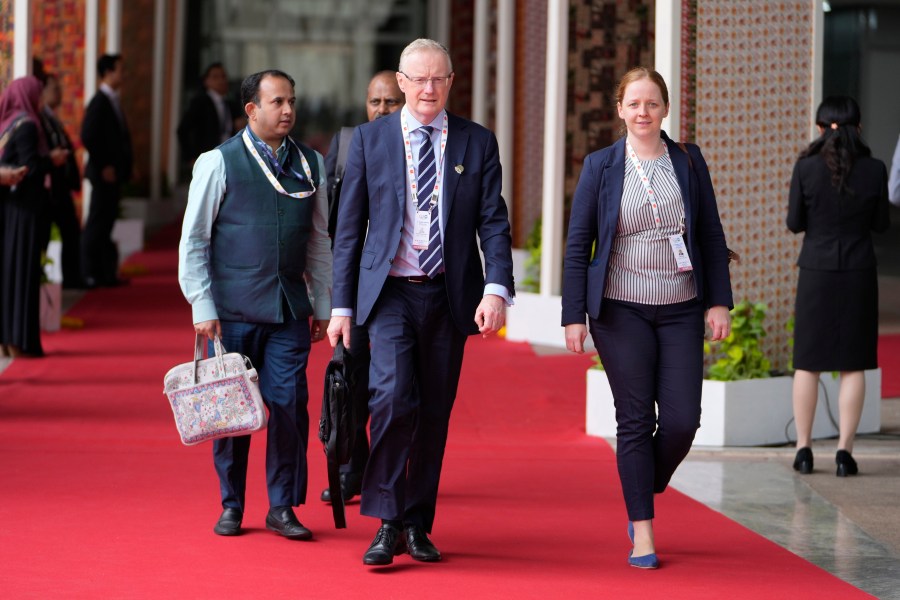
[
  {"left": 677, "top": 141, "right": 693, "bottom": 170},
  {"left": 334, "top": 127, "right": 355, "bottom": 182},
  {"left": 192, "top": 334, "right": 227, "bottom": 384}
]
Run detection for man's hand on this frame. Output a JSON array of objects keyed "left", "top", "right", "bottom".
[
  {"left": 327, "top": 316, "right": 352, "bottom": 349},
  {"left": 564, "top": 324, "right": 588, "bottom": 354},
  {"left": 49, "top": 148, "right": 69, "bottom": 167},
  {"left": 706, "top": 306, "right": 731, "bottom": 341},
  {"left": 101, "top": 165, "right": 116, "bottom": 183},
  {"left": 310, "top": 319, "right": 329, "bottom": 343},
  {"left": 474, "top": 294, "right": 505, "bottom": 337},
  {"left": 194, "top": 319, "right": 221, "bottom": 340}
]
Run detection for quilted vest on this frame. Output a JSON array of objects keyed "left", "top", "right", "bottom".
[{"left": 210, "top": 131, "right": 320, "bottom": 323}]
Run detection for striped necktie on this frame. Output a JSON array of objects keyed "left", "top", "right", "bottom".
[{"left": 416, "top": 126, "right": 443, "bottom": 277}]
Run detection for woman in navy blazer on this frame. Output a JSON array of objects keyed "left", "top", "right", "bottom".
[
  {"left": 562, "top": 68, "right": 733, "bottom": 569},
  {"left": 787, "top": 96, "right": 890, "bottom": 478}
]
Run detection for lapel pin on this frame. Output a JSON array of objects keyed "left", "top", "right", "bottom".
[{"left": 455, "top": 165, "right": 464, "bottom": 174}]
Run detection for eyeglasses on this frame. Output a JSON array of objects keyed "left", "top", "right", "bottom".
[{"left": 399, "top": 71, "right": 453, "bottom": 88}]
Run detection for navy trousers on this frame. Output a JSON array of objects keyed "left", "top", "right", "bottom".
[
  {"left": 589, "top": 298, "right": 704, "bottom": 521},
  {"left": 361, "top": 277, "right": 467, "bottom": 533},
  {"left": 212, "top": 315, "right": 311, "bottom": 511},
  {"left": 340, "top": 320, "right": 371, "bottom": 475},
  {"left": 81, "top": 179, "right": 120, "bottom": 285}
]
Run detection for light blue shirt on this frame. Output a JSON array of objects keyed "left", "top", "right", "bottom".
[
  {"left": 178, "top": 134, "right": 333, "bottom": 324},
  {"left": 332, "top": 110, "right": 511, "bottom": 317},
  {"left": 890, "top": 134, "right": 900, "bottom": 207}
]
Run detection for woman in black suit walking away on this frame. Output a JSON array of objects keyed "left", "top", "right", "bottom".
[{"left": 788, "top": 96, "right": 890, "bottom": 477}]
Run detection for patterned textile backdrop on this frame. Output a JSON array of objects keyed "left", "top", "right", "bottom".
[
  {"left": 565, "top": 0, "right": 654, "bottom": 238},
  {"left": 0, "top": 0, "right": 13, "bottom": 91},
  {"left": 32, "top": 0, "right": 86, "bottom": 170},
  {"left": 691, "top": 0, "right": 812, "bottom": 369}
]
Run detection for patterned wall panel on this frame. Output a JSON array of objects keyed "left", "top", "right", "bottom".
[
  {"left": 0, "top": 0, "right": 14, "bottom": 91},
  {"left": 32, "top": 0, "right": 86, "bottom": 152},
  {"left": 120, "top": 0, "right": 155, "bottom": 195},
  {"left": 693, "top": 0, "right": 812, "bottom": 369},
  {"left": 513, "top": 0, "right": 547, "bottom": 247},
  {"left": 566, "top": 0, "right": 654, "bottom": 216},
  {"left": 449, "top": 1, "right": 474, "bottom": 120}
]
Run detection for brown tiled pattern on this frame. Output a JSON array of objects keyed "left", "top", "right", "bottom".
[
  {"left": 692, "top": 0, "right": 810, "bottom": 368},
  {"left": 0, "top": 1, "right": 12, "bottom": 88},
  {"left": 513, "top": 0, "right": 547, "bottom": 247},
  {"left": 565, "top": 0, "right": 654, "bottom": 230}
]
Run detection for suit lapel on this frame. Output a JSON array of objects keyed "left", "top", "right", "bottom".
[
  {"left": 443, "top": 113, "right": 469, "bottom": 226},
  {"left": 601, "top": 137, "right": 626, "bottom": 236},
  {"left": 380, "top": 112, "right": 407, "bottom": 211},
  {"left": 664, "top": 134, "right": 694, "bottom": 228}
]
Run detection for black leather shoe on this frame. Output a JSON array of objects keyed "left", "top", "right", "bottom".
[
  {"left": 265, "top": 506, "right": 313, "bottom": 540},
  {"left": 793, "top": 447, "right": 813, "bottom": 474},
  {"left": 213, "top": 508, "right": 243, "bottom": 536},
  {"left": 363, "top": 524, "right": 405, "bottom": 565},
  {"left": 405, "top": 525, "right": 442, "bottom": 562},
  {"left": 835, "top": 449, "right": 858, "bottom": 477},
  {"left": 320, "top": 472, "right": 363, "bottom": 503}
]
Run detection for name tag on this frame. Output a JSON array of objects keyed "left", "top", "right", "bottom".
[
  {"left": 669, "top": 235, "right": 694, "bottom": 272},
  {"left": 413, "top": 209, "right": 432, "bottom": 250}
]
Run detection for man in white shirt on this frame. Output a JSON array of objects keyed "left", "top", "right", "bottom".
[{"left": 178, "top": 69, "right": 332, "bottom": 540}]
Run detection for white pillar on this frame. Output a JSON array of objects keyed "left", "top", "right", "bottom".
[
  {"left": 496, "top": 0, "right": 515, "bottom": 231},
  {"left": 106, "top": 0, "right": 122, "bottom": 53},
  {"left": 428, "top": 0, "right": 450, "bottom": 46},
  {"left": 471, "top": 0, "right": 489, "bottom": 126},
  {"left": 150, "top": 0, "right": 166, "bottom": 201},
  {"left": 12, "top": 0, "right": 33, "bottom": 78},
  {"left": 168, "top": 0, "right": 187, "bottom": 187},
  {"left": 539, "top": 0, "right": 568, "bottom": 297},
  {"left": 655, "top": 0, "right": 681, "bottom": 138},
  {"left": 811, "top": 2, "right": 824, "bottom": 141},
  {"left": 82, "top": 0, "right": 100, "bottom": 225}
]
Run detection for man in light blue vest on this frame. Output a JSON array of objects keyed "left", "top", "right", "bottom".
[{"left": 178, "top": 69, "right": 332, "bottom": 540}]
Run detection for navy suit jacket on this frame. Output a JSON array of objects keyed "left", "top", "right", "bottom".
[
  {"left": 561, "top": 133, "right": 733, "bottom": 326},
  {"left": 332, "top": 110, "right": 514, "bottom": 335},
  {"left": 81, "top": 91, "right": 132, "bottom": 184}
]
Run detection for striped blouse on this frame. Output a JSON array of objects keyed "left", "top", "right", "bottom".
[{"left": 603, "top": 147, "right": 697, "bottom": 305}]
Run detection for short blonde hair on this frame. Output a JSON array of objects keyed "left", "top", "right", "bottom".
[{"left": 398, "top": 39, "right": 454, "bottom": 73}]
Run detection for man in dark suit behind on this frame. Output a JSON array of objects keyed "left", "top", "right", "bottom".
[
  {"left": 80, "top": 54, "right": 132, "bottom": 287},
  {"left": 327, "top": 38, "right": 514, "bottom": 566},
  {"left": 177, "top": 62, "right": 242, "bottom": 165}
]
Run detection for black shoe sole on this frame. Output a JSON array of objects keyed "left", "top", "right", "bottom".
[
  {"left": 794, "top": 461, "right": 813, "bottom": 474},
  {"left": 213, "top": 526, "right": 241, "bottom": 536}
]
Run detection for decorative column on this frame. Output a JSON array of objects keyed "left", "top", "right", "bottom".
[
  {"left": 12, "top": 0, "right": 31, "bottom": 77},
  {"left": 539, "top": 0, "right": 568, "bottom": 297},
  {"left": 496, "top": 0, "right": 515, "bottom": 227},
  {"left": 149, "top": 0, "right": 166, "bottom": 201},
  {"left": 655, "top": 0, "right": 680, "bottom": 139},
  {"left": 471, "top": 0, "right": 489, "bottom": 126}
]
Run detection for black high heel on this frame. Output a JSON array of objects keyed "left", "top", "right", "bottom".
[
  {"left": 793, "top": 447, "right": 813, "bottom": 474},
  {"left": 835, "top": 450, "right": 858, "bottom": 477}
]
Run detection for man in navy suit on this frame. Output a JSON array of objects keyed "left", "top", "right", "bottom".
[
  {"left": 80, "top": 54, "right": 132, "bottom": 288},
  {"left": 177, "top": 63, "right": 242, "bottom": 165},
  {"left": 327, "top": 38, "right": 514, "bottom": 566}
]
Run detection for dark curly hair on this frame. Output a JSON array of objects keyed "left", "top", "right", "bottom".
[{"left": 800, "top": 96, "right": 871, "bottom": 195}]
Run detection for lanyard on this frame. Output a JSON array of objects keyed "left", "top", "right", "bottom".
[
  {"left": 242, "top": 129, "right": 316, "bottom": 199},
  {"left": 625, "top": 140, "right": 670, "bottom": 231},
  {"left": 401, "top": 107, "right": 448, "bottom": 209}
]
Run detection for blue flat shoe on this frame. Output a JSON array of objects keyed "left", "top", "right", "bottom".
[
  {"left": 627, "top": 521, "right": 634, "bottom": 545},
  {"left": 628, "top": 550, "right": 659, "bottom": 569}
]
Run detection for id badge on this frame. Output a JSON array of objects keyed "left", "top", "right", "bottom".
[
  {"left": 413, "top": 209, "right": 432, "bottom": 250},
  {"left": 668, "top": 235, "right": 694, "bottom": 271}
]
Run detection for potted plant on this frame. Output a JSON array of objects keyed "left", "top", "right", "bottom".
[{"left": 585, "top": 302, "right": 881, "bottom": 446}]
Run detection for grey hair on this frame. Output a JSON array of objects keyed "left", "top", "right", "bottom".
[{"left": 398, "top": 38, "right": 454, "bottom": 73}]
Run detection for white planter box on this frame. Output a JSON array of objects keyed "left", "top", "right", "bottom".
[
  {"left": 505, "top": 292, "right": 595, "bottom": 350},
  {"left": 111, "top": 217, "right": 145, "bottom": 265},
  {"left": 586, "top": 368, "right": 881, "bottom": 447}
]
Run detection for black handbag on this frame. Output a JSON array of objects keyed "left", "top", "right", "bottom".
[{"left": 318, "top": 340, "right": 354, "bottom": 528}]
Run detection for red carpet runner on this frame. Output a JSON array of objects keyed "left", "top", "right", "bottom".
[{"left": 0, "top": 228, "right": 870, "bottom": 599}]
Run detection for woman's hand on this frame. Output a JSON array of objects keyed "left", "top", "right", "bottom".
[
  {"left": 706, "top": 306, "right": 731, "bottom": 341},
  {"left": 565, "top": 324, "right": 588, "bottom": 354}
]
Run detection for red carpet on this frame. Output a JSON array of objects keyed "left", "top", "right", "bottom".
[
  {"left": 0, "top": 228, "right": 871, "bottom": 599},
  {"left": 879, "top": 335, "right": 900, "bottom": 398}
]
